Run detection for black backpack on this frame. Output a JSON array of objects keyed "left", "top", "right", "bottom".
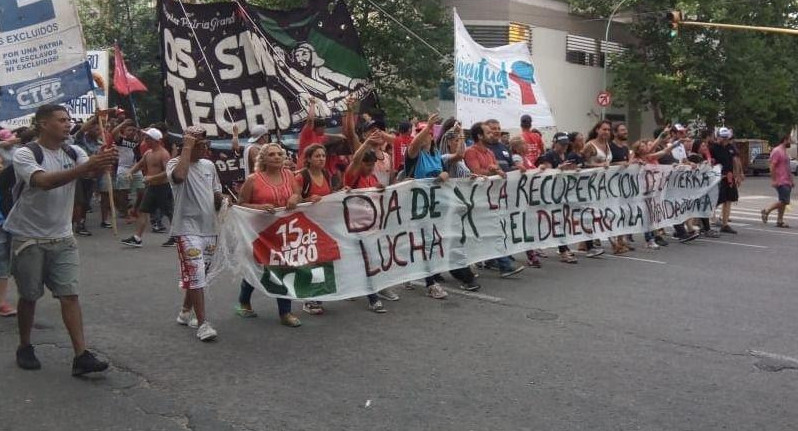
[{"left": 0, "top": 142, "right": 78, "bottom": 217}]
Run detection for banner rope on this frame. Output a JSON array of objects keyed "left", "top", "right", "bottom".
[{"left": 175, "top": 0, "right": 235, "bottom": 129}]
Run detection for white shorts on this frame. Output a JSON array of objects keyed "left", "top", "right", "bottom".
[{"left": 176, "top": 235, "right": 217, "bottom": 290}]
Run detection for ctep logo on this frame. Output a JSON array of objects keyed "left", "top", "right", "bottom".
[
  {"left": 0, "top": 0, "right": 56, "bottom": 32},
  {"left": 508, "top": 61, "right": 538, "bottom": 105},
  {"left": 14, "top": 78, "right": 64, "bottom": 109}
]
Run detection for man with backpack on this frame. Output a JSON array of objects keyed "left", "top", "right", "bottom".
[{"left": 4, "top": 105, "right": 117, "bottom": 376}]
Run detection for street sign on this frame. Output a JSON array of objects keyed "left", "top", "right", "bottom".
[{"left": 597, "top": 91, "right": 612, "bottom": 107}]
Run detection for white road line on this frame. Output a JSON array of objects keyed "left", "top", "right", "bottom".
[
  {"left": 695, "top": 239, "right": 769, "bottom": 249},
  {"left": 604, "top": 255, "right": 667, "bottom": 264},
  {"left": 443, "top": 288, "right": 504, "bottom": 303},
  {"left": 738, "top": 195, "right": 772, "bottom": 200},
  {"left": 743, "top": 227, "right": 798, "bottom": 236},
  {"left": 732, "top": 208, "right": 798, "bottom": 219}
]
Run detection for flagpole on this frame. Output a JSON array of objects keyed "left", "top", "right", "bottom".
[
  {"left": 89, "top": 89, "right": 119, "bottom": 236},
  {"left": 128, "top": 92, "right": 141, "bottom": 127}
]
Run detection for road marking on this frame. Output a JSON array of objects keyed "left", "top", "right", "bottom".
[
  {"left": 739, "top": 195, "right": 772, "bottom": 200},
  {"left": 732, "top": 208, "right": 798, "bottom": 219},
  {"left": 604, "top": 255, "right": 666, "bottom": 264},
  {"left": 696, "top": 239, "right": 768, "bottom": 249},
  {"left": 743, "top": 227, "right": 798, "bottom": 236},
  {"left": 443, "top": 288, "right": 503, "bottom": 303}
]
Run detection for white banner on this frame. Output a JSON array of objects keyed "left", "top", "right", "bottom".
[
  {"left": 217, "top": 165, "right": 721, "bottom": 301},
  {"left": 454, "top": 12, "right": 555, "bottom": 129},
  {"left": 1, "top": 50, "right": 107, "bottom": 128}
]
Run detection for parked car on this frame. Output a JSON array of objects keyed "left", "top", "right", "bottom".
[
  {"left": 791, "top": 158, "right": 798, "bottom": 176},
  {"left": 749, "top": 152, "right": 770, "bottom": 176}
]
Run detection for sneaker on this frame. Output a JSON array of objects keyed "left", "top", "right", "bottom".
[
  {"left": 720, "top": 225, "right": 738, "bottom": 234},
  {"left": 302, "top": 301, "right": 324, "bottom": 315},
  {"left": 72, "top": 350, "right": 109, "bottom": 376},
  {"left": 585, "top": 248, "right": 605, "bottom": 258},
  {"left": 176, "top": 310, "right": 198, "bottom": 328},
  {"left": 120, "top": 235, "right": 142, "bottom": 248},
  {"left": 161, "top": 237, "right": 177, "bottom": 247},
  {"left": 654, "top": 236, "right": 669, "bottom": 247},
  {"left": 646, "top": 239, "right": 660, "bottom": 250},
  {"left": 459, "top": 282, "right": 481, "bottom": 292},
  {"left": 427, "top": 283, "right": 448, "bottom": 299},
  {"left": 235, "top": 305, "right": 258, "bottom": 318},
  {"left": 678, "top": 231, "right": 700, "bottom": 243},
  {"left": 368, "top": 300, "right": 387, "bottom": 313},
  {"left": 75, "top": 223, "right": 92, "bottom": 237},
  {"left": 280, "top": 313, "right": 302, "bottom": 327},
  {"left": 16, "top": 345, "right": 41, "bottom": 370},
  {"left": 152, "top": 225, "right": 168, "bottom": 234},
  {"left": 100, "top": 221, "right": 112, "bottom": 229},
  {"left": 700, "top": 229, "right": 720, "bottom": 238},
  {"left": 500, "top": 266, "right": 525, "bottom": 278},
  {"left": 196, "top": 322, "right": 218, "bottom": 342},
  {"left": 0, "top": 302, "right": 17, "bottom": 317},
  {"left": 559, "top": 252, "right": 578, "bottom": 264},
  {"left": 377, "top": 288, "right": 400, "bottom": 302}
]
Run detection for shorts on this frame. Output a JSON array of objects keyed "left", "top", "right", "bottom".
[
  {"left": 776, "top": 185, "right": 792, "bottom": 205},
  {"left": 0, "top": 230, "right": 10, "bottom": 279},
  {"left": 176, "top": 235, "right": 217, "bottom": 290},
  {"left": 139, "top": 184, "right": 173, "bottom": 216},
  {"left": 717, "top": 179, "right": 739, "bottom": 204},
  {"left": 10, "top": 237, "right": 79, "bottom": 301},
  {"left": 115, "top": 171, "right": 144, "bottom": 191},
  {"left": 74, "top": 178, "right": 96, "bottom": 208}
]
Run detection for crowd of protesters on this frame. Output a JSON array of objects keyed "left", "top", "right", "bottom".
[{"left": 1, "top": 100, "right": 790, "bottom": 374}]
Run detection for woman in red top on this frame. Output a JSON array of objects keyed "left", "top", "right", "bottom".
[
  {"left": 294, "top": 144, "right": 334, "bottom": 315},
  {"left": 236, "top": 143, "right": 303, "bottom": 327}
]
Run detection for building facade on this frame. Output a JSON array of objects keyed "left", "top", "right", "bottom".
[{"left": 443, "top": 0, "right": 657, "bottom": 141}]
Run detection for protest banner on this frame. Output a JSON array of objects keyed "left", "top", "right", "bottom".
[
  {"left": 454, "top": 11, "right": 556, "bottom": 129},
  {"left": 0, "top": 0, "right": 93, "bottom": 122},
  {"left": 1, "top": 50, "right": 109, "bottom": 128},
  {"left": 216, "top": 164, "right": 721, "bottom": 300},
  {"left": 158, "top": 0, "right": 376, "bottom": 138}
]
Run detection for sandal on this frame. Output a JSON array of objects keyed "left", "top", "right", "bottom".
[
  {"left": 761, "top": 209, "right": 769, "bottom": 224},
  {"left": 302, "top": 301, "right": 324, "bottom": 315}
]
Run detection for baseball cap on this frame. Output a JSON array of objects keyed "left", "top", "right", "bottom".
[
  {"left": 520, "top": 114, "right": 532, "bottom": 126},
  {"left": 248, "top": 125, "right": 269, "bottom": 143},
  {"left": 718, "top": 127, "right": 732, "bottom": 139},
  {"left": 142, "top": 128, "right": 163, "bottom": 141},
  {"left": 553, "top": 132, "right": 570, "bottom": 146},
  {"left": 673, "top": 124, "right": 687, "bottom": 132}
]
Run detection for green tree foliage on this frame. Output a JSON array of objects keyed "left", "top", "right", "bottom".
[
  {"left": 570, "top": 0, "right": 798, "bottom": 140},
  {"left": 77, "top": 0, "right": 163, "bottom": 125}
]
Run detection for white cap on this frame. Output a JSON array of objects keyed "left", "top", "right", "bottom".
[
  {"left": 718, "top": 127, "right": 732, "bottom": 139},
  {"left": 142, "top": 128, "right": 163, "bottom": 141},
  {"left": 673, "top": 123, "right": 687, "bottom": 132},
  {"left": 248, "top": 125, "right": 269, "bottom": 143}
]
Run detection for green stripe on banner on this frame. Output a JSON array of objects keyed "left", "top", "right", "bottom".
[
  {"left": 307, "top": 29, "right": 371, "bottom": 79},
  {"left": 262, "top": 263, "right": 338, "bottom": 298}
]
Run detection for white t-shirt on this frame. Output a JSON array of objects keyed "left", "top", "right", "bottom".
[
  {"left": 167, "top": 158, "right": 222, "bottom": 237},
  {"left": 5, "top": 143, "right": 89, "bottom": 239}
]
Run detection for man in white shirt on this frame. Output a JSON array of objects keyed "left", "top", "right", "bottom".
[
  {"left": 169, "top": 127, "right": 223, "bottom": 342},
  {"left": 7, "top": 105, "right": 117, "bottom": 375}
]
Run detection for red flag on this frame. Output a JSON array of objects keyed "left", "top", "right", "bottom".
[{"left": 113, "top": 44, "right": 148, "bottom": 96}]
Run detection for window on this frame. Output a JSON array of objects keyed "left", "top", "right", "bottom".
[
  {"left": 566, "top": 34, "right": 627, "bottom": 68},
  {"left": 465, "top": 23, "right": 533, "bottom": 54}
]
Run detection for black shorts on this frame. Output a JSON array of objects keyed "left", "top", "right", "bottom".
[
  {"left": 717, "top": 180, "right": 739, "bottom": 204},
  {"left": 139, "top": 184, "right": 173, "bottom": 216},
  {"left": 74, "top": 178, "right": 95, "bottom": 207}
]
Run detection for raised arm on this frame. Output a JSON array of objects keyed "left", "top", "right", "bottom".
[
  {"left": 407, "top": 113, "right": 439, "bottom": 159},
  {"left": 170, "top": 135, "right": 195, "bottom": 184},
  {"left": 112, "top": 119, "right": 134, "bottom": 140}
]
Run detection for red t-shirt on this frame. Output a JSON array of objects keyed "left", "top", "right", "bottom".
[
  {"left": 298, "top": 123, "right": 327, "bottom": 167},
  {"left": 522, "top": 130, "right": 545, "bottom": 167},
  {"left": 392, "top": 134, "right": 412, "bottom": 170},
  {"left": 344, "top": 170, "right": 380, "bottom": 189},
  {"left": 294, "top": 171, "right": 332, "bottom": 198},
  {"left": 464, "top": 144, "right": 498, "bottom": 175},
  {"left": 250, "top": 169, "right": 296, "bottom": 206}
]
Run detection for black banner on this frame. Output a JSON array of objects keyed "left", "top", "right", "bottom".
[{"left": 158, "top": 0, "right": 376, "bottom": 139}]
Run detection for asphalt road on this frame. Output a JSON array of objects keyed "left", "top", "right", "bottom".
[{"left": 1, "top": 176, "right": 796, "bottom": 431}]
